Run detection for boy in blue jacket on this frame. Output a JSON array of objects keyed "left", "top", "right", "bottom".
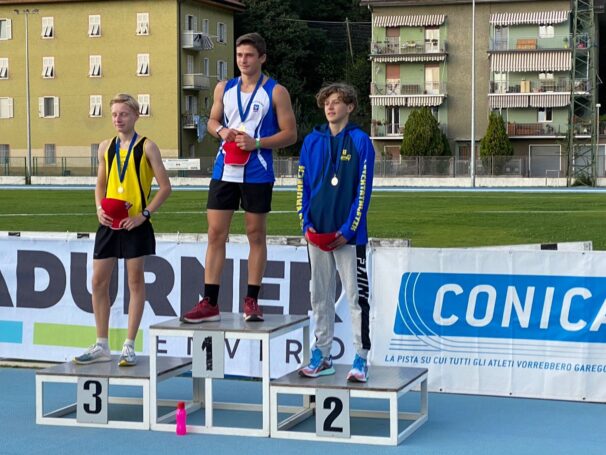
[{"left": 296, "top": 83, "right": 375, "bottom": 382}]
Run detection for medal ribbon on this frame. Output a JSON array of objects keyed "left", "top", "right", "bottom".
[
  {"left": 115, "top": 133, "right": 138, "bottom": 187},
  {"left": 327, "top": 131, "right": 346, "bottom": 184},
  {"left": 237, "top": 75, "right": 264, "bottom": 125}
]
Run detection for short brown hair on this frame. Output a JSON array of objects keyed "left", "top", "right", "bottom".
[
  {"left": 109, "top": 93, "right": 139, "bottom": 114},
  {"left": 236, "top": 32, "right": 267, "bottom": 56},
  {"left": 316, "top": 83, "right": 358, "bottom": 111}
]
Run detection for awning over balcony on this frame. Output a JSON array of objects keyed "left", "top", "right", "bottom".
[
  {"left": 372, "top": 54, "right": 446, "bottom": 63},
  {"left": 371, "top": 96, "right": 408, "bottom": 106},
  {"left": 374, "top": 15, "right": 445, "bottom": 27},
  {"left": 489, "top": 11, "right": 570, "bottom": 26},
  {"left": 407, "top": 96, "right": 444, "bottom": 107},
  {"left": 529, "top": 94, "right": 570, "bottom": 107},
  {"left": 489, "top": 95, "right": 529, "bottom": 109},
  {"left": 490, "top": 50, "right": 571, "bottom": 72}
]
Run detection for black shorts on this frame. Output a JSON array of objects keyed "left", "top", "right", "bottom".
[
  {"left": 206, "top": 179, "right": 273, "bottom": 213},
  {"left": 93, "top": 221, "right": 156, "bottom": 259}
]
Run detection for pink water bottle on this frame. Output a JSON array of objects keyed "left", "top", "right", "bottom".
[{"left": 176, "top": 401, "right": 187, "bottom": 435}]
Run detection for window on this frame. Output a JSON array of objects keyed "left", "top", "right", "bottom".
[
  {"left": 186, "top": 55, "right": 195, "bottom": 74},
  {"left": 0, "top": 144, "right": 9, "bottom": 163},
  {"left": 39, "top": 96, "right": 59, "bottom": 118},
  {"left": 44, "top": 144, "right": 56, "bottom": 165},
  {"left": 0, "top": 58, "right": 8, "bottom": 79},
  {"left": 89, "top": 55, "right": 101, "bottom": 77},
  {"left": 88, "top": 15, "right": 101, "bottom": 37},
  {"left": 425, "top": 64, "right": 440, "bottom": 94},
  {"left": 136, "top": 13, "right": 149, "bottom": 35},
  {"left": 91, "top": 143, "right": 99, "bottom": 162},
  {"left": 539, "top": 25, "right": 554, "bottom": 39},
  {"left": 385, "top": 107, "right": 400, "bottom": 135},
  {"left": 217, "top": 22, "right": 226, "bottom": 43},
  {"left": 493, "top": 72, "right": 508, "bottom": 93},
  {"left": 185, "top": 94, "right": 197, "bottom": 114},
  {"left": 203, "top": 57, "right": 209, "bottom": 76},
  {"left": 494, "top": 25, "right": 508, "bottom": 50},
  {"left": 202, "top": 18, "right": 209, "bottom": 35},
  {"left": 42, "top": 57, "right": 54, "bottom": 78},
  {"left": 41, "top": 17, "right": 54, "bottom": 38},
  {"left": 424, "top": 27, "right": 440, "bottom": 52},
  {"left": 89, "top": 95, "right": 102, "bottom": 117},
  {"left": 137, "top": 54, "right": 149, "bottom": 76},
  {"left": 538, "top": 107, "right": 553, "bottom": 123},
  {"left": 186, "top": 15, "right": 197, "bottom": 32},
  {"left": 0, "top": 19, "right": 11, "bottom": 40},
  {"left": 138, "top": 94, "right": 150, "bottom": 116},
  {"left": 217, "top": 60, "right": 227, "bottom": 81},
  {"left": 0, "top": 97, "right": 13, "bottom": 118}
]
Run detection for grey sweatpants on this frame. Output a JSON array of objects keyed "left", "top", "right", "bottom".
[{"left": 308, "top": 243, "right": 371, "bottom": 359}]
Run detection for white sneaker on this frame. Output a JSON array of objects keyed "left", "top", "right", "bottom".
[
  {"left": 119, "top": 344, "right": 137, "bottom": 366},
  {"left": 73, "top": 344, "right": 111, "bottom": 365}
]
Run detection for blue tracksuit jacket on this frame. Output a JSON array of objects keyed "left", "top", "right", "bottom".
[{"left": 296, "top": 123, "right": 375, "bottom": 245}]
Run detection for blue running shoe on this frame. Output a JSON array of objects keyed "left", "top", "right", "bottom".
[
  {"left": 299, "top": 347, "right": 335, "bottom": 378},
  {"left": 347, "top": 354, "right": 369, "bottom": 382}
]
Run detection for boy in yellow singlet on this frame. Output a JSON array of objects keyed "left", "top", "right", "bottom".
[{"left": 74, "top": 93, "right": 171, "bottom": 367}]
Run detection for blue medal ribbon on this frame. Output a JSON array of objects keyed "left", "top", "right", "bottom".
[
  {"left": 236, "top": 75, "right": 264, "bottom": 125},
  {"left": 115, "top": 133, "right": 138, "bottom": 188}
]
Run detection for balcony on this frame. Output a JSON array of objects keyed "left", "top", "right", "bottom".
[
  {"left": 182, "top": 31, "right": 214, "bottom": 50},
  {"left": 372, "top": 81, "right": 447, "bottom": 96},
  {"left": 507, "top": 122, "right": 564, "bottom": 137},
  {"left": 183, "top": 73, "right": 210, "bottom": 90},
  {"left": 370, "top": 39, "right": 447, "bottom": 63},
  {"left": 489, "top": 78, "right": 589, "bottom": 94},
  {"left": 182, "top": 112, "right": 199, "bottom": 129},
  {"left": 371, "top": 122, "right": 404, "bottom": 138},
  {"left": 489, "top": 34, "right": 587, "bottom": 51}
]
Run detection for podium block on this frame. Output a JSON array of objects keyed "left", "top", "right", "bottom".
[
  {"left": 35, "top": 356, "right": 191, "bottom": 429},
  {"left": 149, "top": 314, "right": 310, "bottom": 437},
  {"left": 270, "top": 365, "right": 428, "bottom": 445}
]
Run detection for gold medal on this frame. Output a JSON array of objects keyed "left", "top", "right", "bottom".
[
  {"left": 331, "top": 176, "right": 339, "bottom": 186},
  {"left": 117, "top": 186, "right": 124, "bottom": 194}
]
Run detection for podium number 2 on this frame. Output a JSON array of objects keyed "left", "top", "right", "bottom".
[
  {"left": 316, "top": 389, "right": 350, "bottom": 438},
  {"left": 77, "top": 377, "right": 108, "bottom": 424},
  {"left": 322, "top": 397, "right": 343, "bottom": 432}
]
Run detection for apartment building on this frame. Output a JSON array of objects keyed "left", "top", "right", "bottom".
[
  {"left": 362, "top": 0, "right": 603, "bottom": 178},
  {"left": 0, "top": 0, "right": 244, "bottom": 175}
]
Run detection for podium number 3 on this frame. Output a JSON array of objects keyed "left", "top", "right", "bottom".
[
  {"left": 322, "top": 396, "right": 343, "bottom": 432},
  {"left": 83, "top": 380, "right": 103, "bottom": 414}
]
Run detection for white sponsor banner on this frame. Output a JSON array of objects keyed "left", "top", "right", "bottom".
[
  {"left": 370, "top": 246, "right": 606, "bottom": 402},
  {"left": 0, "top": 234, "right": 359, "bottom": 379}
]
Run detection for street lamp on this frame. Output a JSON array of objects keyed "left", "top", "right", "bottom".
[
  {"left": 14, "top": 8, "right": 38, "bottom": 184},
  {"left": 470, "top": 0, "right": 476, "bottom": 187},
  {"left": 596, "top": 103, "right": 601, "bottom": 180}
]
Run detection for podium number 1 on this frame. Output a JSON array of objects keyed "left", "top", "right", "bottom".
[
  {"left": 316, "top": 389, "right": 350, "bottom": 438},
  {"left": 192, "top": 331, "right": 225, "bottom": 378},
  {"left": 77, "top": 377, "right": 108, "bottom": 424}
]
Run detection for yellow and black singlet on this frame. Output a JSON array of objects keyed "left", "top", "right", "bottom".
[{"left": 104, "top": 136, "right": 153, "bottom": 218}]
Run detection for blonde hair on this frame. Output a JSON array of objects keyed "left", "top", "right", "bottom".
[
  {"left": 109, "top": 93, "right": 140, "bottom": 114},
  {"left": 316, "top": 83, "right": 358, "bottom": 111}
]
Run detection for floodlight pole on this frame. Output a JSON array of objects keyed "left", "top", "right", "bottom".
[{"left": 470, "top": 0, "right": 476, "bottom": 187}]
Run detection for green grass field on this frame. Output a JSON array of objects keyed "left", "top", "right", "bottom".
[{"left": 1, "top": 189, "right": 606, "bottom": 249}]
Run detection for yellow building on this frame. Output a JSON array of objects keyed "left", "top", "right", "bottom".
[{"left": 0, "top": 0, "right": 244, "bottom": 176}]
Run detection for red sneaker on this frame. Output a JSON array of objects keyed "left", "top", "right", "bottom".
[
  {"left": 243, "top": 296, "right": 264, "bottom": 321},
  {"left": 182, "top": 297, "right": 220, "bottom": 323}
]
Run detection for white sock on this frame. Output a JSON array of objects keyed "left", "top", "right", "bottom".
[
  {"left": 96, "top": 338, "right": 109, "bottom": 350},
  {"left": 124, "top": 339, "right": 135, "bottom": 348}
]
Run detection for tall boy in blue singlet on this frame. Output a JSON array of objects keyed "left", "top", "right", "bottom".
[
  {"left": 74, "top": 94, "right": 171, "bottom": 367},
  {"left": 297, "top": 83, "right": 375, "bottom": 382},
  {"left": 183, "top": 33, "right": 297, "bottom": 323}
]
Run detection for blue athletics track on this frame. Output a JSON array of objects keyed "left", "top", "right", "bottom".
[{"left": 0, "top": 365, "right": 603, "bottom": 455}]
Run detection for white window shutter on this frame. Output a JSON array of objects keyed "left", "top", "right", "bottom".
[
  {"left": 38, "top": 97, "right": 44, "bottom": 117},
  {"left": 54, "top": 97, "right": 59, "bottom": 118},
  {"left": 6, "top": 19, "right": 11, "bottom": 40},
  {"left": 8, "top": 97, "right": 13, "bottom": 118}
]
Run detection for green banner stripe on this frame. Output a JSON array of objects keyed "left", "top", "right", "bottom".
[{"left": 33, "top": 323, "right": 143, "bottom": 351}]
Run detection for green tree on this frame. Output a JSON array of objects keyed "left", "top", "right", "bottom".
[
  {"left": 400, "top": 108, "right": 444, "bottom": 156},
  {"left": 479, "top": 112, "right": 513, "bottom": 175}
]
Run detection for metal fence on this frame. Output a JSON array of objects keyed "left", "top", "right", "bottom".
[{"left": 3, "top": 155, "right": 605, "bottom": 179}]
